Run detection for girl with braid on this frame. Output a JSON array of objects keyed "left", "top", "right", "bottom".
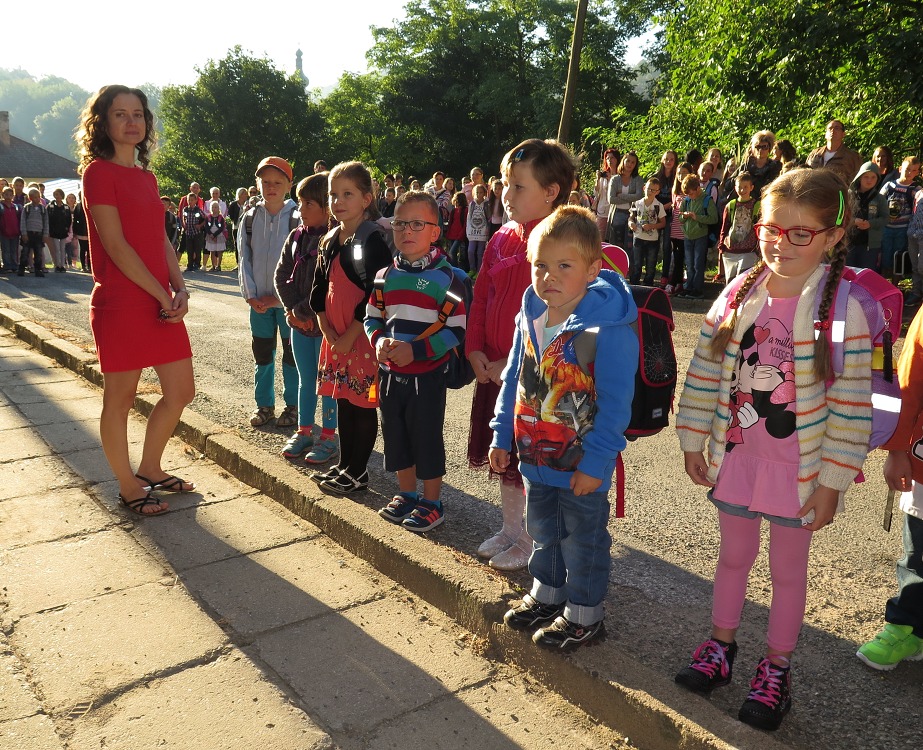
[{"left": 674, "top": 169, "right": 873, "bottom": 731}]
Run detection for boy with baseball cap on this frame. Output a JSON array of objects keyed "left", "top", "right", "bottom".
[{"left": 238, "top": 156, "right": 300, "bottom": 429}]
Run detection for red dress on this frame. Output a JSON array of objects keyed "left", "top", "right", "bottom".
[{"left": 83, "top": 159, "right": 192, "bottom": 372}]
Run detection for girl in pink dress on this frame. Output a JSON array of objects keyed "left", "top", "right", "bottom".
[
  {"left": 309, "top": 162, "right": 393, "bottom": 495},
  {"left": 675, "top": 169, "right": 873, "bottom": 730},
  {"left": 467, "top": 139, "right": 576, "bottom": 571}
]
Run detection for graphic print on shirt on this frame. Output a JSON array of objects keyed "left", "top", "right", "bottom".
[
  {"left": 726, "top": 320, "right": 797, "bottom": 451},
  {"left": 514, "top": 329, "right": 596, "bottom": 471}
]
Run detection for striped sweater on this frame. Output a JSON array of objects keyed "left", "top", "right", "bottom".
[
  {"left": 364, "top": 248, "right": 465, "bottom": 375},
  {"left": 676, "top": 265, "right": 873, "bottom": 508}
]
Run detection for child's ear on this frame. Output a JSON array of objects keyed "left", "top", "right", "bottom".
[
  {"left": 588, "top": 258, "right": 602, "bottom": 280},
  {"left": 544, "top": 183, "right": 560, "bottom": 205}
]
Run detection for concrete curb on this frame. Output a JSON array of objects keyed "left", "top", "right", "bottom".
[{"left": 0, "top": 306, "right": 786, "bottom": 750}]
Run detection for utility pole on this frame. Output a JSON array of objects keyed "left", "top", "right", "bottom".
[{"left": 557, "top": 0, "right": 588, "bottom": 145}]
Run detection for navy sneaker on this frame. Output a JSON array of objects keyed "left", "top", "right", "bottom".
[
  {"left": 379, "top": 493, "right": 418, "bottom": 524},
  {"left": 503, "top": 595, "right": 565, "bottom": 630},
  {"left": 532, "top": 616, "right": 605, "bottom": 651},
  {"left": 401, "top": 499, "right": 444, "bottom": 532}
]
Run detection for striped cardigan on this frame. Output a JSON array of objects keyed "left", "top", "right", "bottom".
[{"left": 676, "top": 265, "right": 873, "bottom": 508}]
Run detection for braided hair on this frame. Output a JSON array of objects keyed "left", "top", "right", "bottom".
[{"left": 710, "top": 169, "right": 852, "bottom": 381}]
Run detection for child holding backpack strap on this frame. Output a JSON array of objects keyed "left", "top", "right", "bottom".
[{"left": 675, "top": 169, "right": 873, "bottom": 731}]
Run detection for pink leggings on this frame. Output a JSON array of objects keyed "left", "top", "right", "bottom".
[{"left": 712, "top": 511, "right": 814, "bottom": 653}]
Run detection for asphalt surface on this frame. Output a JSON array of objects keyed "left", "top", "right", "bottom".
[{"left": 0, "top": 267, "right": 920, "bottom": 750}]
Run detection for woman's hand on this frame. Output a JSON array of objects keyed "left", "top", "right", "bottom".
[
  {"left": 797, "top": 485, "right": 839, "bottom": 531},
  {"left": 162, "top": 289, "right": 189, "bottom": 322}
]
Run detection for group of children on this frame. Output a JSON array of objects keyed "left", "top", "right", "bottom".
[
  {"left": 0, "top": 179, "right": 89, "bottom": 275},
  {"left": 226, "top": 142, "right": 920, "bottom": 734}
]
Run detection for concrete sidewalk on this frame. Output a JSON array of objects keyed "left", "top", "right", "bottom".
[
  {"left": 1, "top": 305, "right": 895, "bottom": 750},
  {"left": 0, "top": 327, "right": 638, "bottom": 749}
]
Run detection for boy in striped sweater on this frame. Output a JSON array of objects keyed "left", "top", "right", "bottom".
[{"left": 365, "top": 191, "right": 466, "bottom": 532}]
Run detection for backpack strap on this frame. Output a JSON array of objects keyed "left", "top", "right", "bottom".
[
  {"left": 414, "top": 272, "right": 465, "bottom": 341},
  {"left": 371, "top": 265, "right": 390, "bottom": 314},
  {"left": 713, "top": 266, "right": 767, "bottom": 329},
  {"left": 812, "top": 269, "right": 852, "bottom": 378}
]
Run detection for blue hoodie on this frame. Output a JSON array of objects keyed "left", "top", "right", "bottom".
[{"left": 490, "top": 269, "right": 638, "bottom": 493}]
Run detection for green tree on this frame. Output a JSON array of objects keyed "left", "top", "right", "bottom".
[
  {"left": 153, "top": 47, "right": 324, "bottom": 197},
  {"left": 0, "top": 69, "right": 90, "bottom": 159},
  {"left": 595, "top": 0, "right": 923, "bottom": 175},
  {"left": 362, "top": 0, "right": 640, "bottom": 177}
]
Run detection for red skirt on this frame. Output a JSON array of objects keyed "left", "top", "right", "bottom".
[
  {"left": 467, "top": 379, "right": 522, "bottom": 486},
  {"left": 91, "top": 303, "right": 192, "bottom": 373}
]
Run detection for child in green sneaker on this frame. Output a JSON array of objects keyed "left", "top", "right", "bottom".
[{"left": 860, "top": 308, "right": 923, "bottom": 671}]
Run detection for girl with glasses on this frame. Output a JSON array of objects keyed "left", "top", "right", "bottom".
[{"left": 675, "top": 169, "right": 873, "bottom": 730}]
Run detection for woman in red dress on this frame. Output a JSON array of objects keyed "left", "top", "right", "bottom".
[{"left": 77, "top": 85, "right": 195, "bottom": 516}]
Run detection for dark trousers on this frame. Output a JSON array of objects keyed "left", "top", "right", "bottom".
[
  {"left": 20, "top": 232, "right": 44, "bottom": 271},
  {"left": 183, "top": 233, "right": 205, "bottom": 270},
  {"left": 336, "top": 399, "right": 378, "bottom": 478}
]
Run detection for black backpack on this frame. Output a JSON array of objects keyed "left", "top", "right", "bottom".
[
  {"left": 574, "top": 284, "right": 677, "bottom": 439},
  {"left": 47, "top": 202, "right": 70, "bottom": 239},
  {"left": 371, "top": 264, "right": 474, "bottom": 389}
]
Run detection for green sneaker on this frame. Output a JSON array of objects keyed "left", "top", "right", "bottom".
[{"left": 857, "top": 623, "right": 923, "bottom": 671}]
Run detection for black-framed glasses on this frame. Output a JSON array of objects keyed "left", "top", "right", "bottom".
[
  {"left": 390, "top": 219, "right": 438, "bottom": 232},
  {"left": 754, "top": 223, "right": 835, "bottom": 246}
]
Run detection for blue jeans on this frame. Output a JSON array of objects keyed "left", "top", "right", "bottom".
[
  {"left": 524, "top": 477, "right": 612, "bottom": 626},
  {"left": 882, "top": 225, "right": 909, "bottom": 274},
  {"left": 0, "top": 235, "right": 18, "bottom": 270},
  {"left": 250, "top": 307, "right": 298, "bottom": 409},
  {"left": 291, "top": 329, "right": 337, "bottom": 431},
  {"left": 886, "top": 513, "right": 923, "bottom": 638},
  {"left": 684, "top": 236, "right": 708, "bottom": 293},
  {"left": 631, "top": 238, "right": 659, "bottom": 285}
]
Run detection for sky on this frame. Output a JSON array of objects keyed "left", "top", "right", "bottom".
[
  {"left": 15, "top": 0, "right": 412, "bottom": 94},
  {"left": 12, "top": 0, "right": 648, "bottom": 95}
]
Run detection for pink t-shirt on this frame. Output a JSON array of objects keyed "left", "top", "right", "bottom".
[{"left": 713, "top": 294, "right": 802, "bottom": 518}]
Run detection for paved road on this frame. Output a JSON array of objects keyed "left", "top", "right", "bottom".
[{"left": 0, "top": 270, "right": 919, "bottom": 750}]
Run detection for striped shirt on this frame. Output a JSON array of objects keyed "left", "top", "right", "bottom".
[{"left": 676, "top": 265, "right": 873, "bottom": 507}]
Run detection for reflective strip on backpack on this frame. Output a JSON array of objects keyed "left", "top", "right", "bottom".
[{"left": 872, "top": 392, "right": 902, "bottom": 415}]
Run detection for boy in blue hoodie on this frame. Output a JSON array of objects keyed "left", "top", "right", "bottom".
[{"left": 490, "top": 205, "right": 638, "bottom": 651}]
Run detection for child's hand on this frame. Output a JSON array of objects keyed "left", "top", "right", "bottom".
[
  {"left": 468, "top": 351, "right": 491, "bottom": 383},
  {"left": 489, "top": 447, "right": 510, "bottom": 473},
  {"left": 683, "top": 451, "right": 714, "bottom": 487},
  {"left": 375, "top": 338, "right": 393, "bottom": 363},
  {"left": 247, "top": 298, "right": 266, "bottom": 314},
  {"left": 570, "top": 470, "right": 602, "bottom": 496},
  {"left": 884, "top": 450, "right": 913, "bottom": 492},
  {"left": 798, "top": 485, "right": 839, "bottom": 530},
  {"left": 486, "top": 359, "right": 506, "bottom": 385},
  {"left": 387, "top": 340, "right": 414, "bottom": 367}
]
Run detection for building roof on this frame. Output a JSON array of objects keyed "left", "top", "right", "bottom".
[{"left": 0, "top": 134, "right": 79, "bottom": 181}]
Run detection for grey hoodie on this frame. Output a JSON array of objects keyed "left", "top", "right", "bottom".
[{"left": 238, "top": 198, "right": 298, "bottom": 300}]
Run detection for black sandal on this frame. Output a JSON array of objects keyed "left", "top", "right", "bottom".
[
  {"left": 119, "top": 493, "right": 168, "bottom": 516},
  {"left": 136, "top": 474, "right": 196, "bottom": 493}
]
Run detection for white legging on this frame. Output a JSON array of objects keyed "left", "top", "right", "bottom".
[{"left": 50, "top": 237, "right": 68, "bottom": 268}]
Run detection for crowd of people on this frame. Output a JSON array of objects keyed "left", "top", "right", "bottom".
[{"left": 8, "top": 82, "right": 919, "bottom": 737}]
